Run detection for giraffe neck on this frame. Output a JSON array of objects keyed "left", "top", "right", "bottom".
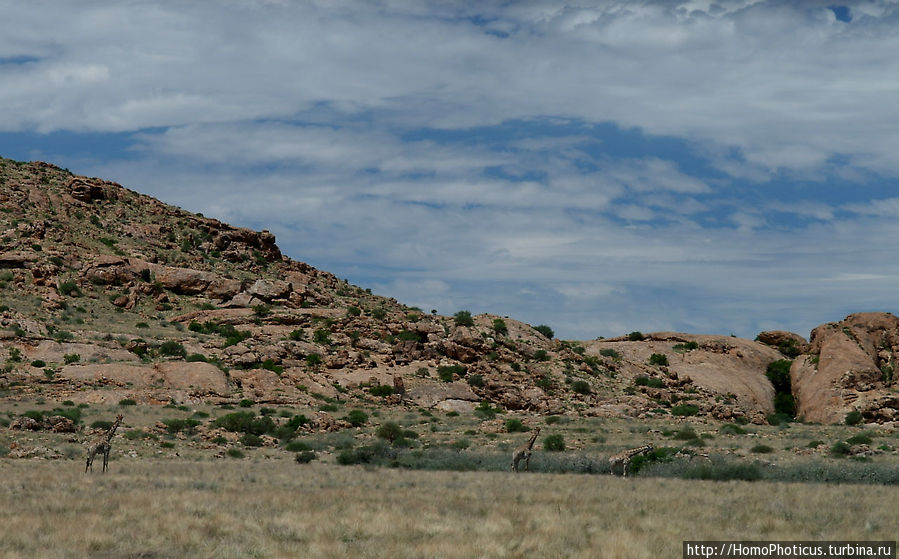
[
  {"left": 626, "top": 445, "right": 652, "bottom": 458},
  {"left": 526, "top": 431, "right": 539, "bottom": 450},
  {"left": 104, "top": 418, "right": 122, "bottom": 443}
]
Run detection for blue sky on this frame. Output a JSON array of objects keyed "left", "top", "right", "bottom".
[{"left": 3, "top": 0, "right": 899, "bottom": 340}]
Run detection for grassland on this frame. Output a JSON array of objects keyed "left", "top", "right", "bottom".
[
  {"left": 1, "top": 398, "right": 897, "bottom": 557},
  {"left": 1, "top": 460, "right": 897, "bottom": 558}
]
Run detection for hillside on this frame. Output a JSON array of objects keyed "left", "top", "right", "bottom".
[{"left": 1, "top": 156, "right": 896, "bottom": 427}]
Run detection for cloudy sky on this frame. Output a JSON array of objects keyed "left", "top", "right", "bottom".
[{"left": 2, "top": 0, "right": 899, "bottom": 340}]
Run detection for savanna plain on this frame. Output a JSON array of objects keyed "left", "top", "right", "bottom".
[{"left": 2, "top": 400, "right": 897, "bottom": 559}]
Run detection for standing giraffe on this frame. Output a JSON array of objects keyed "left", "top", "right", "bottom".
[
  {"left": 85, "top": 413, "right": 123, "bottom": 473},
  {"left": 608, "top": 443, "right": 654, "bottom": 477},
  {"left": 510, "top": 427, "right": 541, "bottom": 472}
]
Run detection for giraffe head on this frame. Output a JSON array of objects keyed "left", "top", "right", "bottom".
[{"left": 115, "top": 413, "right": 124, "bottom": 423}]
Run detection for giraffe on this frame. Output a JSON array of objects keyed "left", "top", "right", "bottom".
[
  {"left": 510, "top": 427, "right": 541, "bottom": 472},
  {"left": 608, "top": 443, "right": 653, "bottom": 477},
  {"left": 85, "top": 413, "right": 123, "bottom": 473},
  {"left": 392, "top": 374, "right": 406, "bottom": 400}
]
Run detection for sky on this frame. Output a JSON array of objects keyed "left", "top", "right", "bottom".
[{"left": 2, "top": 0, "right": 899, "bottom": 341}]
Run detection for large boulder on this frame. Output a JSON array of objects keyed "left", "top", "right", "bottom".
[{"left": 793, "top": 313, "right": 899, "bottom": 424}]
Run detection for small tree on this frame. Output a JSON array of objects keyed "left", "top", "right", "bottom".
[
  {"left": 492, "top": 318, "right": 508, "bottom": 336},
  {"left": 454, "top": 310, "right": 474, "bottom": 327},
  {"left": 533, "top": 325, "right": 554, "bottom": 339}
]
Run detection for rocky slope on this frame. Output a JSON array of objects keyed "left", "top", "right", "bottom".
[{"left": 1, "top": 157, "right": 896, "bottom": 425}]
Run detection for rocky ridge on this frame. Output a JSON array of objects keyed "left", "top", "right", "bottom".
[{"left": 1, "top": 157, "right": 896, "bottom": 426}]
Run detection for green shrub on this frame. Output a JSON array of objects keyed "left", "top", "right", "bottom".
[
  {"left": 599, "top": 348, "right": 620, "bottom": 359},
  {"left": 671, "top": 404, "right": 699, "bottom": 416},
  {"left": 492, "top": 319, "right": 508, "bottom": 336},
  {"left": 846, "top": 433, "right": 873, "bottom": 445},
  {"left": 376, "top": 421, "right": 404, "bottom": 443},
  {"left": 346, "top": 306, "right": 362, "bottom": 317},
  {"left": 288, "top": 328, "right": 306, "bottom": 341},
  {"left": 8, "top": 347, "right": 21, "bottom": 362},
  {"left": 159, "top": 341, "right": 186, "bottom": 358},
  {"left": 295, "top": 450, "right": 316, "bottom": 463},
  {"left": 719, "top": 424, "right": 747, "bottom": 436},
  {"left": 830, "top": 441, "right": 851, "bottom": 456},
  {"left": 533, "top": 325, "right": 554, "bottom": 339},
  {"left": 284, "top": 440, "right": 313, "bottom": 452},
  {"left": 305, "top": 353, "right": 322, "bottom": 367},
  {"left": 212, "top": 411, "right": 275, "bottom": 436},
  {"left": 505, "top": 418, "right": 529, "bottom": 432},
  {"left": 543, "top": 434, "right": 566, "bottom": 452},
  {"left": 226, "top": 448, "right": 245, "bottom": 459},
  {"left": 240, "top": 433, "right": 263, "bottom": 447},
  {"left": 634, "top": 376, "right": 665, "bottom": 388},
  {"left": 571, "top": 380, "right": 591, "bottom": 395},
  {"left": 845, "top": 410, "right": 864, "bottom": 425},
  {"left": 437, "top": 364, "right": 465, "bottom": 382},
  {"left": 673, "top": 341, "right": 699, "bottom": 352},
  {"left": 369, "top": 384, "right": 394, "bottom": 397},
  {"left": 807, "top": 440, "right": 824, "bottom": 448},
  {"left": 533, "top": 350, "right": 549, "bottom": 362},
  {"left": 345, "top": 409, "right": 368, "bottom": 427},
  {"left": 454, "top": 311, "right": 474, "bottom": 327},
  {"left": 337, "top": 440, "right": 396, "bottom": 465},
  {"left": 31, "top": 360, "right": 46, "bottom": 368},
  {"left": 766, "top": 359, "right": 795, "bottom": 417},
  {"left": 58, "top": 280, "right": 79, "bottom": 297},
  {"left": 313, "top": 328, "right": 331, "bottom": 345},
  {"left": 627, "top": 331, "right": 644, "bottom": 341},
  {"left": 474, "top": 400, "right": 500, "bottom": 420},
  {"left": 162, "top": 418, "right": 200, "bottom": 434},
  {"left": 750, "top": 444, "right": 773, "bottom": 454},
  {"left": 239, "top": 399, "right": 255, "bottom": 408},
  {"left": 649, "top": 353, "right": 668, "bottom": 366},
  {"left": 467, "top": 374, "right": 484, "bottom": 388},
  {"left": 118, "top": 398, "right": 137, "bottom": 406},
  {"left": 63, "top": 353, "right": 80, "bottom": 364},
  {"left": 672, "top": 426, "right": 699, "bottom": 441},
  {"left": 186, "top": 353, "right": 208, "bottom": 362}
]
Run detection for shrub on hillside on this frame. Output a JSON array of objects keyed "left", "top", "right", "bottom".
[{"left": 543, "top": 434, "right": 566, "bottom": 452}]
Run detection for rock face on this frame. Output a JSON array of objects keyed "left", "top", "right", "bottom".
[{"left": 791, "top": 312, "right": 899, "bottom": 423}]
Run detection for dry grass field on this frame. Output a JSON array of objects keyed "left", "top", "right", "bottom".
[
  {"left": 2, "top": 398, "right": 898, "bottom": 558},
  {"left": 1, "top": 459, "right": 897, "bottom": 559}
]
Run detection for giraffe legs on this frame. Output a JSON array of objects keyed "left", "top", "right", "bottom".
[{"left": 102, "top": 447, "right": 110, "bottom": 473}]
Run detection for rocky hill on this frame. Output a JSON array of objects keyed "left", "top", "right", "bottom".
[{"left": 1, "top": 157, "right": 896, "bottom": 426}]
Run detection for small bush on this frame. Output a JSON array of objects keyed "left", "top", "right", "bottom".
[
  {"left": 453, "top": 310, "right": 474, "bottom": 327},
  {"left": 288, "top": 328, "right": 306, "bottom": 341},
  {"left": 467, "top": 374, "right": 484, "bottom": 388},
  {"left": 212, "top": 411, "right": 275, "bottom": 436},
  {"left": 118, "top": 398, "right": 137, "bottom": 406},
  {"left": 63, "top": 353, "right": 80, "bottom": 364},
  {"left": 845, "top": 410, "right": 864, "bottom": 425},
  {"left": 369, "top": 385, "right": 394, "bottom": 397},
  {"left": 376, "top": 421, "right": 404, "bottom": 443},
  {"left": 31, "top": 360, "right": 46, "bottom": 368},
  {"left": 492, "top": 318, "right": 508, "bottom": 336},
  {"left": 599, "top": 348, "right": 621, "bottom": 359},
  {"left": 671, "top": 404, "right": 699, "bottom": 416},
  {"left": 240, "top": 433, "right": 263, "bottom": 447},
  {"left": 295, "top": 450, "right": 316, "bottom": 463},
  {"left": 58, "top": 280, "right": 79, "bottom": 297},
  {"left": 226, "top": 448, "right": 245, "bottom": 459},
  {"left": 345, "top": 409, "right": 369, "bottom": 427},
  {"left": 750, "top": 444, "right": 773, "bottom": 454},
  {"left": 634, "top": 376, "right": 665, "bottom": 388},
  {"left": 239, "top": 399, "right": 255, "bottom": 408},
  {"left": 533, "top": 325, "right": 554, "bottom": 339},
  {"left": 807, "top": 440, "right": 824, "bottom": 448},
  {"left": 505, "top": 418, "right": 529, "bottom": 432},
  {"left": 846, "top": 433, "right": 873, "bottom": 445},
  {"left": 163, "top": 418, "right": 200, "bottom": 434},
  {"left": 627, "top": 331, "right": 644, "bottom": 341},
  {"left": 284, "top": 440, "right": 313, "bottom": 452},
  {"left": 158, "top": 341, "right": 186, "bottom": 358},
  {"left": 571, "top": 380, "right": 591, "bottom": 395},
  {"left": 719, "top": 424, "right": 747, "bottom": 436},
  {"left": 533, "top": 350, "right": 549, "bottom": 362},
  {"left": 543, "top": 434, "right": 566, "bottom": 452},
  {"left": 830, "top": 441, "right": 851, "bottom": 456},
  {"left": 306, "top": 353, "right": 322, "bottom": 367},
  {"left": 649, "top": 353, "right": 668, "bottom": 366},
  {"left": 437, "top": 364, "right": 465, "bottom": 382},
  {"left": 90, "top": 420, "right": 113, "bottom": 430}
]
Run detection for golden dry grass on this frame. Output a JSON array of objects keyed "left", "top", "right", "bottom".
[{"left": 0, "top": 459, "right": 896, "bottom": 558}]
